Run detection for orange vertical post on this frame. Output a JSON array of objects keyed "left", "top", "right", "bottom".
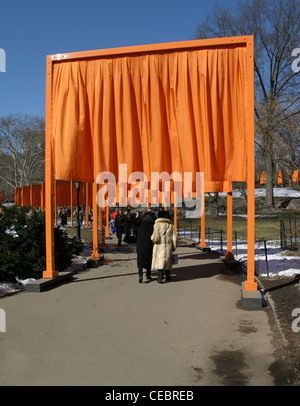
[
  {"left": 54, "top": 179, "right": 57, "bottom": 226},
  {"left": 92, "top": 182, "right": 99, "bottom": 258},
  {"left": 199, "top": 196, "right": 206, "bottom": 247},
  {"left": 101, "top": 207, "right": 106, "bottom": 247},
  {"left": 30, "top": 184, "right": 33, "bottom": 214},
  {"left": 98, "top": 185, "right": 101, "bottom": 230},
  {"left": 43, "top": 56, "right": 58, "bottom": 278},
  {"left": 147, "top": 187, "right": 151, "bottom": 210},
  {"left": 174, "top": 204, "right": 177, "bottom": 236},
  {"left": 225, "top": 191, "right": 234, "bottom": 260},
  {"left": 106, "top": 203, "right": 110, "bottom": 237},
  {"left": 244, "top": 37, "right": 257, "bottom": 291},
  {"left": 85, "top": 182, "right": 89, "bottom": 228},
  {"left": 70, "top": 180, "right": 73, "bottom": 227}
]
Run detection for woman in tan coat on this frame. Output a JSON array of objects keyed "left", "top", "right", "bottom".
[{"left": 151, "top": 211, "right": 178, "bottom": 283}]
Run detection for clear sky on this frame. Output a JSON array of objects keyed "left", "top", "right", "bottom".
[{"left": 0, "top": 0, "right": 238, "bottom": 118}]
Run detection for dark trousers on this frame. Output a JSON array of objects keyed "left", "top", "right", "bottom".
[
  {"left": 116, "top": 227, "right": 123, "bottom": 245},
  {"left": 139, "top": 268, "right": 151, "bottom": 282},
  {"left": 157, "top": 269, "right": 171, "bottom": 283}
]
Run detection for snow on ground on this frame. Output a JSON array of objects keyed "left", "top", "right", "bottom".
[
  {"left": 255, "top": 187, "right": 300, "bottom": 198},
  {"left": 207, "top": 187, "right": 300, "bottom": 277},
  {"left": 217, "top": 187, "right": 300, "bottom": 199},
  {"left": 197, "top": 239, "right": 300, "bottom": 278},
  {"left": 202, "top": 187, "right": 300, "bottom": 277}
]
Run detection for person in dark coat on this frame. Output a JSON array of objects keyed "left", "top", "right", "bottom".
[
  {"left": 134, "top": 211, "right": 156, "bottom": 283},
  {"left": 115, "top": 209, "right": 126, "bottom": 246}
]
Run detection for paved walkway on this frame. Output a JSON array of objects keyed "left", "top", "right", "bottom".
[{"left": 0, "top": 235, "right": 277, "bottom": 386}]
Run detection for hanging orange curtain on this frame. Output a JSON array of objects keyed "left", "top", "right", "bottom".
[
  {"left": 260, "top": 171, "right": 266, "bottom": 184},
  {"left": 51, "top": 47, "right": 247, "bottom": 185},
  {"left": 31, "top": 184, "right": 42, "bottom": 207},
  {"left": 55, "top": 180, "right": 71, "bottom": 206},
  {"left": 15, "top": 187, "right": 22, "bottom": 205},
  {"left": 292, "top": 170, "right": 298, "bottom": 183},
  {"left": 22, "top": 186, "right": 30, "bottom": 206}
]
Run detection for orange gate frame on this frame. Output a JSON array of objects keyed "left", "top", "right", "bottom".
[{"left": 44, "top": 36, "right": 257, "bottom": 291}]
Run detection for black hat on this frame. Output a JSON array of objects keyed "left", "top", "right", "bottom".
[{"left": 158, "top": 210, "right": 171, "bottom": 219}]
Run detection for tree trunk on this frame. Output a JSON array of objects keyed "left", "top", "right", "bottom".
[{"left": 265, "top": 141, "right": 274, "bottom": 207}]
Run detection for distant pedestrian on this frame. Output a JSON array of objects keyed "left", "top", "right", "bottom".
[
  {"left": 60, "top": 207, "right": 67, "bottom": 226},
  {"left": 115, "top": 209, "right": 126, "bottom": 246},
  {"left": 134, "top": 211, "right": 156, "bottom": 283},
  {"left": 110, "top": 217, "right": 116, "bottom": 234},
  {"left": 88, "top": 210, "right": 93, "bottom": 228},
  {"left": 151, "top": 210, "right": 178, "bottom": 283}
]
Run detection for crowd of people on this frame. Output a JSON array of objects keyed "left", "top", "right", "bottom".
[
  {"left": 57, "top": 205, "right": 178, "bottom": 284},
  {"left": 111, "top": 208, "right": 178, "bottom": 284}
]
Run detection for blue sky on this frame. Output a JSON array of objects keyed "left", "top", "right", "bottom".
[{"left": 0, "top": 0, "right": 237, "bottom": 118}]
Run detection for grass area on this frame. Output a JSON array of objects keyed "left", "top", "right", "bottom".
[
  {"left": 177, "top": 212, "right": 300, "bottom": 242},
  {"left": 65, "top": 226, "right": 97, "bottom": 244}
]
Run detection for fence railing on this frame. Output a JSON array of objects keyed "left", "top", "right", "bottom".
[
  {"left": 177, "top": 223, "right": 232, "bottom": 254},
  {"left": 177, "top": 218, "right": 300, "bottom": 279},
  {"left": 280, "top": 217, "right": 299, "bottom": 249}
]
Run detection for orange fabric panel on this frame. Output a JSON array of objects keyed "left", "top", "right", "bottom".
[
  {"left": 22, "top": 186, "right": 30, "bottom": 206},
  {"left": 73, "top": 182, "right": 88, "bottom": 206},
  {"left": 277, "top": 170, "right": 283, "bottom": 184},
  {"left": 85, "top": 182, "right": 93, "bottom": 206},
  {"left": 260, "top": 171, "right": 266, "bottom": 184},
  {"left": 31, "top": 184, "right": 41, "bottom": 207},
  {"left": 52, "top": 62, "right": 94, "bottom": 183},
  {"left": 56, "top": 180, "right": 71, "bottom": 206},
  {"left": 292, "top": 170, "right": 299, "bottom": 183},
  {"left": 15, "top": 187, "right": 22, "bottom": 205},
  {"left": 51, "top": 47, "right": 247, "bottom": 185},
  {"left": 41, "top": 182, "right": 45, "bottom": 208},
  {"left": 204, "top": 181, "right": 232, "bottom": 193},
  {"left": 55, "top": 180, "right": 91, "bottom": 206}
]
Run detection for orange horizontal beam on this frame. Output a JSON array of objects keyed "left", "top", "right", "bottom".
[{"left": 49, "top": 36, "right": 250, "bottom": 63}]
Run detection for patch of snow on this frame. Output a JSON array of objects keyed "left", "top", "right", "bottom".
[
  {"left": 197, "top": 239, "right": 300, "bottom": 278},
  {"left": 217, "top": 187, "right": 300, "bottom": 199}
]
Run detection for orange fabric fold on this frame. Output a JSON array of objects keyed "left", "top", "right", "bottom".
[
  {"left": 55, "top": 180, "right": 92, "bottom": 206},
  {"left": 31, "top": 184, "right": 42, "bottom": 207},
  {"left": 260, "top": 171, "right": 266, "bottom": 185},
  {"left": 292, "top": 170, "right": 299, "bottom": 183}
]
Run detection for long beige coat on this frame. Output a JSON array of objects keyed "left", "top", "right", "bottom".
[{"left": 151, "top": 218, "right": 178, "bottom": 270}]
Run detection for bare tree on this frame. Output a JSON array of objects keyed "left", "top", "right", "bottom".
[
  {"left": 277, "top": 110, "right": 300, "bottom": 183},
  {"left": 0, "top": 114, "right": 45, "bottom": 194},
  {"left": 195, "top": 0, "right": 300, "bottom": 206}
]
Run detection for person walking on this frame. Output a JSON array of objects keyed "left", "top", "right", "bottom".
[
  {"left": 115, "top": 209, "right": 126, "bottom": 246},
  {"left": 151, "top": 210, "right": 178, "bottom": 283},
  {"left": 134, "top": 211, "right": 156, "bottom": 283}
]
